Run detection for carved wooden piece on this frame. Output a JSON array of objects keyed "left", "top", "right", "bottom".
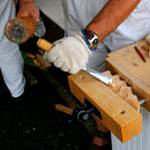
[{"left": 102, "top": 72, "right": 140, "bottom": 111}]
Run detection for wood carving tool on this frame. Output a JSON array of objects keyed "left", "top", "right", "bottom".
[
  {"left": 83, "top": 67, "right": 113, "bottom": 85},
  {"left": 37, "top": 38, "right": 113, "bottom": 86}
]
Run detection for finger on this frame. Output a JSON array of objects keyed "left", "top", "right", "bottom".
[
  {"left": 17, "top": 10, "right": 29, "bottom": 18},
  {"left": 61, "top": 64, "right": 69, "bottom": 72},
  {"left": 69, "top": 67, "right": 80, "bottom": 74},
  {"left": 30, "top": 8, "right": 40, "bottom": 22},
  {"left": 47, "top": 46, "right": 60, "bottom": 62},
  {"left": 53, "top": 58, "right": 63, "bottom": 68}
]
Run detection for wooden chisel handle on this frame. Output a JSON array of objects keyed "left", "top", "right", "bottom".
[
  {"left": 37, "top": 38, "right": 53, "bottom": 52},
  {"left": 5, "top": 16, "right": 36, "bottom": 43},
  {"left": 54, "top": 104, "right": 73, "bottom": 115}
]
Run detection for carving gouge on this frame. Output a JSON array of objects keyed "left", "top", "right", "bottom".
[{"left": 83, "top": 67, "right": 113, "bottom": 85}]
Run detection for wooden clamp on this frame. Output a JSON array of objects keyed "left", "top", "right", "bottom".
[{"left": 68, "top": 71, "right": 142, "bottom": 143}]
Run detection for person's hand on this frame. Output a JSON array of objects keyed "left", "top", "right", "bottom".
[
  {"left": 145, "top": 34, "right": 150, "bottom": 45},
  {"left": 43, "top": 33, "right": 91, "bottom": 74},
  {"left": 144, "top": 34, "right": 150, "bottom": 56},
  {"left": 17, "top": 0, "right": 39, "bottom": 22}
]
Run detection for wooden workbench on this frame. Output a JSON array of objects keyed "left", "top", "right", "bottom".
[{"left": 106, "top": 41, "right": 150, "bottom": 111}]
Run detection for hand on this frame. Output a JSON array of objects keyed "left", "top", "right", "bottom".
[
  {"left": 17, "top": 0, "right": 39, "bottom": 22},
  {"left": 43, "top": 34, "right": 91, "bottom": 74},
  {"left": 145, "top": 34, "right": 150, "bottom": 45}
]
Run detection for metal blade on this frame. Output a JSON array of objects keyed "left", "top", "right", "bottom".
[{"left": 83, "top": 67, "right": 113, "bottom": 85}]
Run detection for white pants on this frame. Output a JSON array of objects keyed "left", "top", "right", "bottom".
[{"left": 0, "top": 0, "right": 25, "bottom": 97}]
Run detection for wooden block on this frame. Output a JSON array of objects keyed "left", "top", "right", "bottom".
[
  {"left": 68, "top": 71, "right": 142, "bottom": 143},
  {"left": 106, "top": 41, "right": 150, "bottom": 111}
]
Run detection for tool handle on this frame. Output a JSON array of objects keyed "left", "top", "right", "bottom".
[
  {"left": 5, "top": 16, "right": 36, "bottom": 43},
  {"left": 37, "top": 38, "right": 53, "bottom": 52},
  {"left": 54, "top": 104, "right": 73, "bottom": 115}
]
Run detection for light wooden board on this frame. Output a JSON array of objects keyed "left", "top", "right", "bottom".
[
  {"left": 106, "top": 41, "right": 150, "bottom": 111},
  {"left": 68, "top": 71, "right": 142, "bottom": 143}
]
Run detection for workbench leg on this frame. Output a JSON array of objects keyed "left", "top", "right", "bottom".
[{"left": 111, "top": 108, "right": 150, "bottom": 150}]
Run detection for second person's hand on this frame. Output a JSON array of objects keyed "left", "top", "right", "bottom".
[{"left": 17, "top": 0, "right": 40, "bottom": 22}]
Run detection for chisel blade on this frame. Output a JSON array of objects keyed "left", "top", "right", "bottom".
[{"left": 83, "top": 67, "right": 113, "bottom": 85}]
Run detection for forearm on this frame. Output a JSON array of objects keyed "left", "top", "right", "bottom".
[
  {"left": 19, "top": 0, "right": 35, "bottom": 5},
  {"left": 17, "top": 0, "right": 39, "bottom": 21},
  {"left": 87, "top": 0, "right": 141, "bottom": 41}
]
